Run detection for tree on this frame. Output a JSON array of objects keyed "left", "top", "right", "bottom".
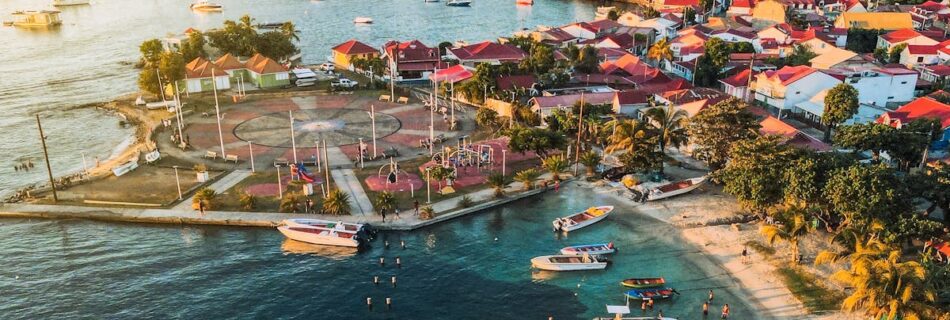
[
  {"left": 579, "top": 150, "right": 602, "bottom": 176},
  {"left": 846, "top": 28, "right": 882, "bottom": 53},
  {"left": 888, "top": 43, "right": 907, "bottom": 64},
  {"left": 830, "top": 245, "right": 939, "bottom": 320},
  {"left": 438, "top": 41, "right": 453, "bottom": 56},
  {"left": 158, "top": 52, "right": 185, "bottom": 85},
  {"left": 256, "top": 31, "right": 297, "bottom": 61},
  {"left": 833, "top": 123, "right": 898, "bottom": 162},
  {"left": 487, "top": 172, "right": 512, "bottom": 197},
  {"left": 574, "top": 45, "right": 600, "bottom": 74},
  {"left": 428, "top": 165, "right": 455, "bottom": 190},
  {"left": 506, "top": 127, "right": 566, "bottom": 158},
  {"left": 687, "top": 98, "right": 761, "bottom": 170},
  {"left": 239, "top": 190, "right": 257, "bottom": 210},
  {"left": 683, "top": 7, "right": 696, "bottom": 24},
  {"left": 760, "top": 208, "right": 811, "bottom": 262},
  {"left": 644, "top": 105, "right": 688, "bottom": 173},
  {"left": 604, "top": 118, "right": 663, "bottom": 172},
  {"left": 180, "top": 30, "right": 208, "bottom": 62},
  {"left": 475, "top": 107, "right": 500, "bottom": 129},
  {"left": 785, "top": 44, "right": 817, "bottom": 66},
  {"left": 520, "top": 44, "right": 555, "bottom": 75},
  {"left": 647, "top": 38, "right": 672, "bottom": 65},
  {"left": 193, "top": 187, "right": 217, "bottom": 210},
  {"left": 139, "top": 39, "right": 164, "bottom": 66},
  {"left": 607, "top": 9, "right": 621, "bottom": 21},
  {"left": 419, "top": 205, "right": 436, "bottom": 220},
  {"left": 321, "top": 189, "right": 352, "bottom": 215},
  {"left": 693, "top": 38, "right": 730, "bottom": 87},
  {"left": 279, "top": 21, "right": 300, "bottom": 42},
  {"left": 514, "top": 168, "right": 542, "bottom": 191},
  {"left": 824, "top": 164, "right": 910, "bottom": 229},
  {"left": 374, "top": 191, "right": 396, "bottom": 215},
  {"left": 822, "top": 83, "right": 859, "bottom": 141},
  {"left": 782, "top": 152, "right": 855, "bottom": 223},
  {"left": 717, "top": 135, "right": 801, "bottom": 215},
  {"left": 873, "top": 47, "right": 889, "bottom": 64},
  {"left": 542, "top": 155, "right": 569, "bottom": 181}
]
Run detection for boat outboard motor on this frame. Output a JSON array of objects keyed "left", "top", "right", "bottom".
[{"left": 359, "top": 223, "right": 377, "bottom": 241}]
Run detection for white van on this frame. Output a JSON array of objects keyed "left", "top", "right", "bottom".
[{"left": 292, "top": 68, "right": 318, "bottom": 87}]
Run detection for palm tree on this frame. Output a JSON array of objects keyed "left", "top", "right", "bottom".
[
  {"left": 487, "top": 172, "right": 512, "bottom": 198},
  {"left": 542, "top": 155, "right": 569, "bottom": 181},
  {"left": 759, "top": 209, "right": 810, "bottom": 262},
  {"left": 830, "top": 248, "right": 938, "bottom": 320},
  {"left": 428, "top": 166, "right": 455, "bottom": 190},
  {"left": 279, "top": 21, "right": 300, "bottom": 42},
  {"left": 604, "top": 118, "right": 650, "bottom": 153},
  {"left": 321, "top": 189, "right": 352, "bottom": 215},
  {"left": 374, "top": 191, "right": 396, "bottom": 216},
  {"left": 644, "top": 105, "right": 688, "bottom": 173},
  {"left": 514, "top": 168, "right": 542, "bottom": 191},
  {"left": 647, "top": 38, "right": 673, "bottom": 66},
  {"left": 579, "top": 150, "right": 602, "bottom": 176}
]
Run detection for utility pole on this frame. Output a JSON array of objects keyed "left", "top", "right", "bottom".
[
  {"left": 371, "top": 104, "right": 377, "bottom": 159},
  {"left": 211, "top": 68, "right": 225, "bottom": 158},
  {"left": 573, "top": 93, "right": 585, "bottom": 176},
  {"left": 36, "top": 114, "right": 58, "bottom": 202},
  {"left": 289, "top": 110, "right": 298, "bottom": 164}
]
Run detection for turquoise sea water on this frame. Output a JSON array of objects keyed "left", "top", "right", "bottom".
[{"left": 0, "top": 185, "right": 753, "bottom": 319}]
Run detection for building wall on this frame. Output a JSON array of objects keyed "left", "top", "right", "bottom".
[
  {"left": 900, "top": 49, "right": 940, "bottom": 67},
  {"left": 333, "top": 51, "right": 379, "bottom": 70},
  {"left": 251, "top": 72, "right": 291, "bottom": 88},
  {"left": 876, "top": 36, "right": 938, "bottom": 51},
  {"left": 847, "top": 72, "right": 917, "bottom": 106},
  {"left": 751, "top": 0, "right": 787, "bottom": 24},
  {"left": 753, "top": 72, "right": 840, "bottom": 110}
]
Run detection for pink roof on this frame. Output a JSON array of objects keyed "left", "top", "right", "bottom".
[
  {"left": 762, "top": 65, "right": 818, "bottom": 86},
  {"left": 449, "top": 41, "right": 526, "bottom": 61},
  {"left": 760, "top": 116, "right": 831, "bottom": 151},
  {"left": 677, "top": 99, "right": 712, "bottom": 118},
  {"left": 384, "top": 40, "right": 439, "bottom": 63},
  {"left": 875, "top": 67, "right": 919, "bottom": 76},
  {"left": 496, "top": 75, "right": 537, "bottom": 90},
  {"left": 429, "top": 64, "right": 473, "bottom": 83},
  {"left": 637, "top": 78, "right": 693, "bottom": 94},
  {"left": 544, "top": 28, "right": 576, "bottom": 42},
  {"left": 720, "top": 68, "right": 752, "bottom": 87},
  {"left": 333, "top": 39, "right": 379, "bottom": 55},
  {"left": 881, "top": 29, "right": 923, "bottom": 43},
  {"left": 923, "top": 64, "right": 950, "bottom": 76},
  {"left": 877, "top": 97, "right": 950, "bottom": 128},
  {"left": 588, "top": 19, "right": 623, "bottom": 31},
  {"left": 908, "top": 44, "right": 939, "bottom": 55},
  {"left": 616, "top": 90, "right": 650, "bottom": 105},
  {"left": 917, "top": 0, "right": 946, "bottom": 11}
]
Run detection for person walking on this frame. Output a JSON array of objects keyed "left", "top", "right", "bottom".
[
  {"left": 413, "top": 200, "right": 420, "bottom": 215},
  {"left": 708, "top": 289, "right": 714, "bottom": 301},
  {"left": 721, "top": 304, "right": 730, "bottom": 319},
  {"left": 380, "top": 208, "right": 387, "bottom": 223},
  {"left": 702, "top": 301, "right": 709, "bottom": 317},
  {"left": 554, "top": 180, "right": 560, "bottom": 192},
  {"left": 198, "top": 201, "right": 205, "bottom": 215},
  {"left": 394, "top": 208, "right": 401, "bottom": 220},
  {"left": 741, "top": 247, "right": 749, "bottom": 263}
]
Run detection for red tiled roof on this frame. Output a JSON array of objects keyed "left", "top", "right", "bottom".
[
  {"left": 429, "top": 64, "right": 473, "bottom": 83},
  {"left": 660, "top": 87, "right": 729, "bottom": 105},
  {"left": 496, "top": 75, "right": 537, "bottom": 90},
  {"left": 761, "top": 65, "right": 818, "bottom": 85},
  {"left": 877, "top": 97, "right": 950, "bottom": 128},
  {"left": 759, "top": 116, "right": 831, "bottom": 151},
  {"left": 245, "top": 54, "right": 288, "bottom": 74},
  {"left": 384, "top": 40, "right": 439, "bottom": 63},
  {"left": 214, "top": 53, "right": 244, "bottom": 70},
  {"left": 544, "top": 28, "right": 576, "bottom": 42},
  {"left": 881, "top": 28, "right": 923, "bottom": 43},
  {"left": 637, "top": 78, "right": 693, "bottom": 94},
  {"left": 449, "top": 41, "right": 526, "bottom": 61},
  {"left": 185, "top": 57, "right": 228, "bottom": 78},
  {"left": 332, "top": 39, "right": 378, "bottom": 55},
  {"left": 720, "top": 68, "right": 752, "bottom": 87},
  {"left": 916, "top": 0, "right": 946, "bottom": 12},
  {"left": 733, "top": 0, "right": 755, "bottom": 8},
  {"left": 908, "top": 44, "right": 939, "bottom": 54},
  {"left": 662, "top": 0, "right": 700, "bottom": 6},
  {"left": 616, "top": 90, "right": 650, "bottom": 105},
  {"left": 712, "top": 28, "right": 757, "bottom": 40},
  {"left": 588, "top": 19, "right": 623, "bottom": 31},
  {"left": 923, "top": 64, "right": 950, "bottom": 76},
  {"left": 875, "top": 67, "right": 919, "bottom": 75},
  {"left": 677, "top": 99, "right": 713, "bottom": 117}
]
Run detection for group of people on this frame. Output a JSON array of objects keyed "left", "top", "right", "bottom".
[
  {"left": 380, "top": 200, "right": 421, "bottom": 223},
  {"left": 640, "top": 290, "right": 730, "bottom": 319}
]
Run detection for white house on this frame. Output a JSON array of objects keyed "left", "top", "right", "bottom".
[
  {"left": 876, "top": 29, "right": 939, "bottom": 51},
  {"left": 561, "top": 22, "right": 598, "bottom": 40},
  {"left": 900, "top": 44, "right": 941, "bottom": 67},
  {"left": 636, "top": 16, "right": 681, "bottom": 40},
  {"left": 709, "top": 29, "right": 758, "bottom": 44},
  {"left": 794, "top": 91, "right": 891, "bottom": 125},
  {"left": 751, "top": 65, "right": 841, "bottom": 114}
]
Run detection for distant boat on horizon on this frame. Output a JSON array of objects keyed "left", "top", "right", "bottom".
[
  {"left": 353, "top": 16, "right": 373, "bottom": 24},
  {"left": 516, "top": 0, "right": 533, "bottom": 5},
  {"left": 190, "top": 1, "right": 223, "bottom": 12},
  {"left": 53, "top": 0, "right": 89, "bottom": 6},
  {"left": 446, "top": 0, "right": 472, "bottom": 6},
  {"left": 7, "top": 10, "right": 62, "bottom": 28}
]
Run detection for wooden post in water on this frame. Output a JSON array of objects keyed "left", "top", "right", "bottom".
[{"left": 36, "top": 114, "right": 58, "bottom": 202}]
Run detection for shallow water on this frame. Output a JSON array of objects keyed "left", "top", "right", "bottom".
[
  {"left": 0, "top": 0, "right": 596, "bottom": 196},
  {"left": 0, "top": 185, "right": 753, "bottom": 319}
]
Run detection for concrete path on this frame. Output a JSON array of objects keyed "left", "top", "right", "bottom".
[
  {"left": 330, "top": 168, "right": 374, "bottom": 216},
  {"left": 172, "top": 170, "right": 252, "bottom": 211}
]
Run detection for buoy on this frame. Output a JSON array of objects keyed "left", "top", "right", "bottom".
[
  {"left": 400, "top": 240, "right": 405, "bottom": 249},
  {"left": 385, "top": 240, "right": 390, "bottom": 248},
  {"left": 373, "top": 276, "right": 379, "bottom": 285},
  {"left": 391, "top": 276, "right": 397, "bottom": 287},
  {"left": 386, "top": 297, "right": 392, "bottom": 309},
  {"left": 396, "top": 256, "right": 401, "bottom": 267},
  {"left": 379, "top": 257, "right": 385, "bottom": 265},
  {"left": 494, "top": 237, "right": 498, "bottom": 241},
  {"left": 367, "top": 297, "right": 373, "bottom": 310}
]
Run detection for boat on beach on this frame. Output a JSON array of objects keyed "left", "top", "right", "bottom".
[
  {"left": 353, "top": 17, "right": 373, "bottom": 24},
  {"left": 445, "top": 0, "right": 472, "bottom": 6},
  {"left": 646, "top": 176, "right": 707, "bottom": 201},
  {"left": 552, "top": 206, "right": 613, "bottom": 232},
  {"left": 278, "top": 225, "right": 364, "bottom": 247},
  {"left": 620, "top": 277, "right": 666, "bottom": 288},
  {"left": 560, "top": 242, "right": 615, "bottom": 255},
  {"left": 531, "top": 253, "right": 607, "bottom": 271},
  {"left": 624, "top": 287, "right": 677, "bottom": 300},
  {"left": 190, "top": 2, "right": 223, "bottom": 12}
]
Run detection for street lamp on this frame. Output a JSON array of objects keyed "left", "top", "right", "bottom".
[
  {"left": 369, "top": 105, "right": 377, "bottom": 159},
  {"left": 248, "top": 141, "right": 255, "bottom": 172},
  {"left": 276, "top": 164, "right": 283, "bottom": 199},
  {"left": 502, "top": 149, "right": 507, "bottom": 176},
  {"left": 173, "top": 165, "right": 182, "bottom": 200},
  {"left": 426, "top": 167, "right": 431, "bottom": 204}
]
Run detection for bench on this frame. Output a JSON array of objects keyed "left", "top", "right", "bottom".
[
  {"left": 225, "top": 154, "right": 239, "bottom": 163},
  {"left": 396, "top": 96, "right": 409, "bottom": 104},
  {"left": 378, "top": 94, "right": 391, "bottom": 101},
  {"left": 382, "top": 147, "right": 399, "bottom": 158},
  {"left": 204, "top": 151, "right": 217, "bottom": 159},
  {"left": 274, "top": 157, "right": 289, "bottom": 167}
]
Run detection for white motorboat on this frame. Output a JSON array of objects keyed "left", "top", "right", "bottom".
[
  {"left": 9, "top": 10, "right": 62, "bottom": 27},
  {"left": 283, "top": 218, "right": 376, "bottom": 240},
  {"left": 594, "top": 6, "right": 616, "bottom": 20},
  {"left": 646, "top": 176, "right": 707, "bottom": 201},
  {"left": 353, "top": 17, "right": 373, "bottom": 24},
  {"left": 560, "top": 242, "right": 615, "bottom": 255},
  {"left": 552, "top": 206, "right": 613, "bottom": 232},
  {"left": 531, "top": 253, "right": 607, "bottom": 271},
  {"left": 445, "top": 0, "right": 472, "bottom": 6},
  {"left": 278, "top": 225, "right": 362, "bottom": 247},
  {"left": 53, "top": 0, "right": 89, "bottom": 6},
  {"left": 190, "top": 2, "right": 223, "bottom": 12}
]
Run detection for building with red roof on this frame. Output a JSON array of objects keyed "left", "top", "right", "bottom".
[
  {"left": 331, "top": 39, "right": 380, "bottom": 70},
  {"left": 182, "top": 57, "right": 231, "bottom": 93},
  {"left": 429, "top": 64, "right": 473, "bottom": 84},
  {"left": 532, "top": 27, "right": 578, "bottom": 47},
  {"left": 877, "top": 29, "right": 939, "bottom": 52},
  {"left": 877, "top": 95, "right": 950, "bottom": 149},
  {"left": 529, "top": 92, "right": 616, "bottom": 116},
  {"left": 898, "top": 39, "right": 950, "bottom": 67},
  {"left": 612, "top": 90, "right": 651, "bottom": 116},
  {"left": 759, "top": 116, "right": 830, "bottom": 151},
  {"left": 728, "top": 0, "right": 756, "bottom": 15},
  {"left": 750, "top": 65, "right": 841, "bottom": 113},
  {"left": 447, "top": 41, "right": 526, "bottom": 66},
  {"left": 383, "top": 40, "right": 443, "bottom": 81},
  {"left": 720, "top": 68, "right": 753, "bottom": 101},
  {"left": 918, "top": 64, "right": 950, "bottom": 83}
]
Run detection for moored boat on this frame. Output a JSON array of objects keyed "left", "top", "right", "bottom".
[
  {"left": 646, "top": 176, "right": 707, "bottom": 201},
  {"left": 552, "top": 206, "right": 613, "bottom": 232},
  {"left": 10, "top": 10, "right": 62, "bottom": 28},
  {"left": 283, "top": 218, "right": 376, "bottom": 240},
  {"left": 516, "top": 0, "right": 533, "bottom": 5},
  {"left": 190, "top": 2, "right": 223, "bottom": 12},
  {"left": 560, "top": 242, "right": 615, "bottom": 255},
  {"left": 445, "top": 0, "right": 472, "bottom": 6},
  {"left": 278, "top": 225, "right": 363, "bottom": 247},
  {"left": 624, "top": 287, "right": 677, "bottom": 300},
  {"left": 620, "top": 277, "right": 666, "bottom": 288},
  {"left": 353, "top": 16, "right": 373, "bottom": 24},
  {"left": 531, "top": 253, "right": 607, "bottom": 271},
  {"left": 53, "top": 0, "right": 90, "bottom": 6}
]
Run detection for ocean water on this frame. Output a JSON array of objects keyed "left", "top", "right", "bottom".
[
  {"left": 0, "top": 0, "right": 597, "bottom": 196},
  {"left": 0, "top": 185, "right": 754, "bottom": 319}
]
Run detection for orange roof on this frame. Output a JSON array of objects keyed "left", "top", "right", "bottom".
[
  {"left": 881, "top": 28, "right": 923, "bottom": 43},
  {"left": 245, "top": 54, "right": 288, "bottom": 74},
  {"left": 720, "top": 68, "right": 752, "bottom": 87},
  {"left": 677, "top": 99, "right": 711, "bottom": 118},
  {"left": 185, "top": 57, "right": 227, "bottom": 78},
  {"left": 761, "top": 65, "right": 818, "bottom": 85},
  {"left": 332, "top": 39, "right": 379, "bottom": 55},
  {"left": 214, "top": 53, "right": 244, "bottom": 70},
  {"left": 877, "top": 97, "right": 950, "bottom": 128},
  {"left": 759, "top": 116, "right": 799, "bottom": 139}
]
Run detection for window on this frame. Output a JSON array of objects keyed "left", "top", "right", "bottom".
[
  {"left": 276, "top": 73, "right": 289, "bottom": 80},
  {"left": 901, "top": 81, "right": 907, "bottom": 84},
  {"left": 888, "top": 96, "right": 895, "bottom": 99},
  {"left": 795, "top": 91, "right": 801, "bottom": 94},
  {"left": 918, "top": 57, "right": 924, "bottom": 63}
]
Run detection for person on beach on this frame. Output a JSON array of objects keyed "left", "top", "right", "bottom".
[
  {"left": 198, "top": 201, "right": 205, "bottom": 215},
  {"left": 708, "top": 290, "right": 714, "bottom": 301},
  {"left": 641, "top": 301, "right": 647, "bottom": 313},
  {"left": 721, "top": 304, "right": 730, "bottom": 319},
  {"left": 703, "top": 301, "right": 709, "bottom": 317},
  {"left": 647, "top": 299, "right": 654, "bottom": 310},
  {"left": 554, "top": 180, "right": 560, "bottom": 192},
  {"left": 741, "top": 247, "right": 749, "bottom": 263},
  {"left": 394, "top": 208, "right": 401, "bottom": 220}
]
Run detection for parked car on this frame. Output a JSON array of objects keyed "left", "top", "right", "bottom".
[
  {"left": 319, "top": 63, "right": 335, "bottom": 71},
  {"left": 331, "top": 78, "right": 358, "bottom": 88}
]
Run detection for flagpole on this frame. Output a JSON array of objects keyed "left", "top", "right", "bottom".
[{"left": 211, "top": 68, "right": 225, "bottom": 158}]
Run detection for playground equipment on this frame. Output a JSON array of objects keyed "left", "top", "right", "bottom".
[{"left": 291, "top": 163, "right": 318, "bottom": 183}]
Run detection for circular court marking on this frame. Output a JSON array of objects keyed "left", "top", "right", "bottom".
[{"left": 233, "top": 109, "right": 401, "bottom": 148}]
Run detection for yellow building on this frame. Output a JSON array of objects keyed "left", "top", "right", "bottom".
[
  {"left": 751, "top": 0, "right": 787, "bottom": 25},
  {"left": 834, "top": 12, "right": 913, "bottom": 30},
  {"left": 331, "top": 39, "right": 380, "bottom": 70}
]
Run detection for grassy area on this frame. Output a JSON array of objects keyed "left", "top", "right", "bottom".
[
  {"left": 214, "top": 171, "right": 335, "bottom": 212},
  {"left": 745, "top": 240, "right": 776, "bottom": 256},
  {"left": 775, "top": 266, "right": 846, "bottom": 313}
]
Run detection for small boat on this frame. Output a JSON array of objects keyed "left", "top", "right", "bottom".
[
  {"left": 560, "top": 242, "right": 615, "bottom": 255},
  {"left": 516, "top": 0, "right": 533, "bottom": 5},
  {"left": 446, "top": 0, "right": 472, "bottom": 6},
  {"left": 256, "top": 22, "right": 286, "bottom": 30},
  {"left": 10, "top": 10, "right": 62, "bottom": 27},
  {"left": 624, "top": 287, "right": 677, "bottom": 300},
  {"left": 531, "top": 253, "right": 607, "bottom": 271},
  {"left": 424, "top": 0, "right": 440, "bottom": 2},
  {"left": 278, "top": 225, "right": 363, "bottom": 247},
  {"left": 552, "top": 205, "right": 613, "bottom": 232},
  {"left": 190, "top": 2, "right": 223, "bottom": 12},
  {"left": 646, "top": 176, "right": 707, "bottom": 201},
  {"left": 283, "top": 218, "right": 376, "bottom": 240},
  {"left": 353, "top": 17, "right": 373, "bottom": 24},
  {"left": 53, "top": 0, "right": 90, "bottom": 6},
  {"left": 621, "top": 277, "right": 666, "bottom": 288}
]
